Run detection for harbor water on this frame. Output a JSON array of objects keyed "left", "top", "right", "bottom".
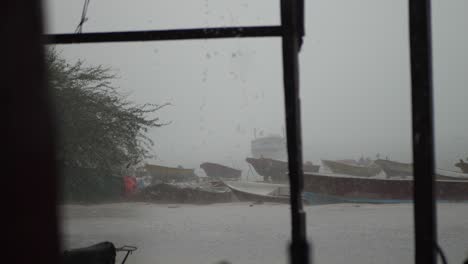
[{"left": 61, "top": 202, "right": 468, "bottom": 264}]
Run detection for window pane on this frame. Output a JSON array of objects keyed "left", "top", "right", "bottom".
[
  {"left": 50, "top": 39, "right": 292, "bottom": 264},
  {"left": 44, "top": 0, "right": 280, "bottom": 34},
  {"left": 301, "top": 0, "right": 415, "bottom": 263},
  {"left": 433, "top": 1, "right": 468, "bottom": 263}
]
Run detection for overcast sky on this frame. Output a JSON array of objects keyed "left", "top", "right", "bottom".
[{"left": 43, "top": 0, "right": 468, "bottom": 175}]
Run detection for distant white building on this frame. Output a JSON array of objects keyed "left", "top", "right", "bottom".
[{"left": 251, "top": 135, "right": 287, "bottom": 161}]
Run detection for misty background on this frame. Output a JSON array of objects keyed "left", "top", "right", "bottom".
[{"left": 44, "top": 0, "right": 468, "bottom": 177}]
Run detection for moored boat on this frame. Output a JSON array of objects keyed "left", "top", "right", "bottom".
[
  {"left": 373, "top": 159, "right": 468, "bottom": 180},
  {"left": 200, "top": 162, "right": 242, "bottom": 180},
  {"left": 246, "top": 157, "right": 319, "bottom": 183},
  {"left": 321, "top": 159, "right": 381, "bottom": 177},
  {"left": 374, "top": 159, "right": 413, "bottom": 177},
  {"left": 224, "top": 181, "right": 291, "bottom": 203},
  {"left": 143, "top": 164, "right": 197, "bottom": 183},
  {"left": 251, "top": 135, "right": 287, "bottom": 161},
  {"left": 303, "top": 172, "right": 468, "bottom": 203},
  {"left": 436, "top": 169, "right": 468, "bottom": 181}
]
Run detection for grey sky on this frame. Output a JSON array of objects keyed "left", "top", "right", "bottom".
[{"left": 44, "top": 0, "right": 468, "bottom": 175}]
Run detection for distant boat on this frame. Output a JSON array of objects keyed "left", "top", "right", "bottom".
[
  {"left": 374, "top": 159, "right": 468, "bottom": 180},
  {"left": 251, "top": 135, "right": 287, "bottom": 161},
  {"left": 143, "top": 164, "right": 197, "bottom": 183},
  {"left": 200, "top": 162, "right": 242, "bottom": 180},
  {"left": 435, "top": 169, "right": 468, "bottom": 181},
  {"left": 224, "top": 181, "right": 292, "bottom": 203},
  {"left": 374, "top": 159, "right": 413, "bottom": 177},
  {"left": 321, "top": 159, "right": 381, "bottom": 177},
  {"left": 303, "top": 172, "right": 468, "bottom": 203},
  {"left": 455, "top": 159, "right": 468, "bottom": 174},
  {"left": 246, "top": 157, "right": 320, "bottom": 183}
]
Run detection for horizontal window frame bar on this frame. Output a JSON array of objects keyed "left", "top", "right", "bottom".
[{"left": 45, "top": 26, "right": 282, "bottom": 44}]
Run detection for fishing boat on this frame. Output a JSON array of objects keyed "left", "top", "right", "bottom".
[
  {"left": 303, "top": 172, "right": 468, "bottom": 204},
  {"left": 246, "top": 157, "right": 319, "bottom": 183},
  {"left": 435, "top": 169, "right": 468, "bottom": 181},
  {"left": 143, "top": 164, "right": 197, "bottom": 183},
  {"left": 374, "top": 159, "right": 468, "bottom": 180},
  {"left": 251, "top": 135, "right": 287, "bottom": 161},
  {"left": 374, "top": 159, "right": 413, "bottom": 177},
  {"left": 224, "top": 181, "right": 291, "bottom": 203},
  {"left": 200, "top": 162, "right": 241, "bottom": 180},
  {"left": 321, "top": 159, "right": 381, "bottom": 177},
  {"left": 455, "top": 159, "right": 468, "bottom": 173}
]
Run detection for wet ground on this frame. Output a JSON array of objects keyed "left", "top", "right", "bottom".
[{"left": 61, "top": 202, "right": 468, "bottom": 264}]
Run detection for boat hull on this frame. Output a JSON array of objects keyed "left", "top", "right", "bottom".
[
  {"left": 200, "top": 162, "right": 241, "bottom": 180},
  {"left": 228, "top": 186, "right": 291, "bottom": 203},
  {"left": 251, "top": 136, "right": 287, "bottom": 161},
  {"left": 374, "top": 159, "right": 413, "bottom": 177},
  {"left": 374, "top": 159, "right": 468, "bottom": 180},
  {"left": 246, "top": 157, "right": 319, "bottom": 183},
  {"left": 435, "top": 170, "right": 468, "bottom": 181},
  {"left": 303, "top": 172, "right": 468, "bottom": 203},
  {"left": 322, "top": 160, "right": 381, "bottom": 177},
  {"left": 224, "top": 181, "right": 291, "bottom": 203},
  {"left": 144, "top": 164, "right": 197, "bottom": 183}
]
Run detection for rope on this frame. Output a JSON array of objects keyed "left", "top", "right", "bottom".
[
  {"left": 75, "top": 0, "right": 91, "bottom": 33},
  {"left": 434, "top": 242, "right": 448, "bottom": 264}
]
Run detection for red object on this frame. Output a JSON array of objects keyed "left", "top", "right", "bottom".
[{"left": 124, "top": 176, "right": 137, "bottom": 195}]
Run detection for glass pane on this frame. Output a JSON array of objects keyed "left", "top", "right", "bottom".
[
  {"left": 432, "top": 1, "right": 468, "bottom": 264},
  {"left": 302, "top": 0, "right": 416, "bottom": 263},
  {"left": 50, "top": 39, "right": 293, "bottom": 264},
  {"left": 44, "top": 0, "right": 280, "bottom": 34}
]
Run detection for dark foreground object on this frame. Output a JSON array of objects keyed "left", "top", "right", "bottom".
[
  {"left": 63, "top": 242, "right": 116, "bottom": 264},
  {"left": 63, "top": 242, "right": 137, "bottom": 264}
]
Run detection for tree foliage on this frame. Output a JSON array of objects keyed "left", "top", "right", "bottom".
[{"left": 47, "top": 49, "right": 168, "bottom": 176}]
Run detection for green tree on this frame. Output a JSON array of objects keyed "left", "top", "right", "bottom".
[{"left": 47, "top": 49, "right": 169, "bottom": 177}]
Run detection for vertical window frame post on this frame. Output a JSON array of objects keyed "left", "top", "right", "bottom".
[
  {"left": 280, "top": 0, "right": 310, "bottom": 263},
  {"left": 409, "top": 0, "right": 437, "bottom": 263}
]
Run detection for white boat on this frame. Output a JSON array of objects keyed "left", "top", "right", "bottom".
[
  {"left": 251, "top": 135, "right": 287, "bottom": 161},
  {"left": 224, "top": 181, "right": 290, "bottom": 203}
]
